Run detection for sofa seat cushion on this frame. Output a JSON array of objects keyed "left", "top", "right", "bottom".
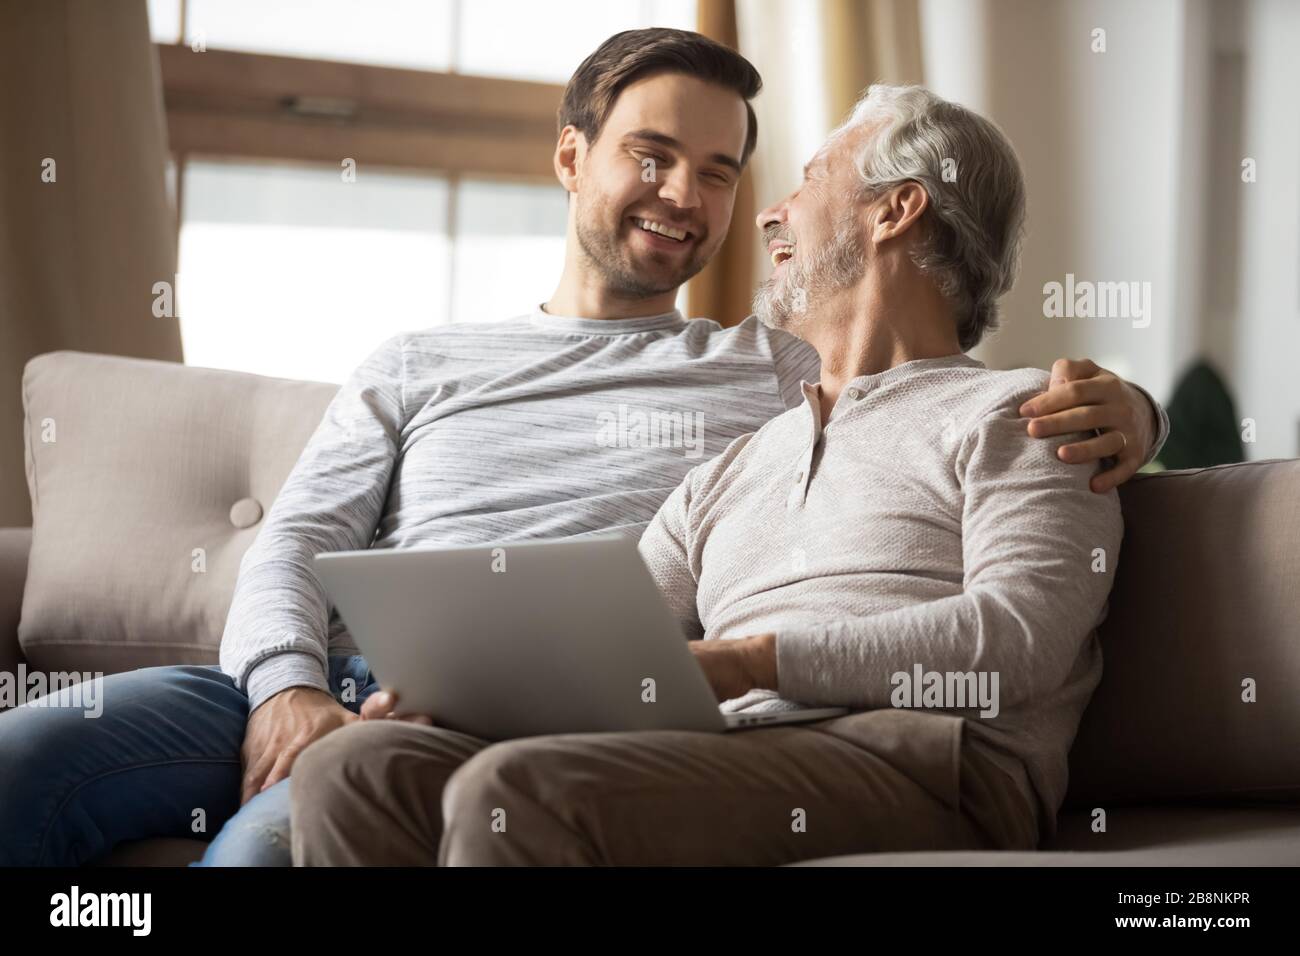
[
  {"left": 104, "top": 806, "right": 1300, "bottom": 866},
  {"left": 788, "top": 805, "right": 1300, "bottom": 865}
]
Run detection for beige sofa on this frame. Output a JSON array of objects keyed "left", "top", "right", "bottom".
[{"left": 2, "top": 350, "right": 1298, "bottom": 866}]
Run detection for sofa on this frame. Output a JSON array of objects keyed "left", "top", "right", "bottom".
[{"left": 2, "top": 350, "right": 1297, "bottom": 866}]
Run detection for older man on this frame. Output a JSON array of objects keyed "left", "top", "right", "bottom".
[{"left": 288, "top": 84, "right": 1127, "bottom": 866}]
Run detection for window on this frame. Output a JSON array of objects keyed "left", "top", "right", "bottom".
[
  {"left": 178, "top": 161, "right": 575, "bottom": 382},
  {"left": 456, "top": 0, "right": 696, "bottom": 82},
  {"left": 154, "top": 0, "right": 695, "bottom": 78},
  {"left": 449, "top": 178, "right": 569, "bottom": 326},
  {"left": 152, "top": 0, "right": 698, "bottom": 381},
  {"left": 183, "top": 0, "right": 455, "bottom": 71},
  {"left": 178, "top": 160, "right": 452, "bottom": 383},
  {"left": 147, "top": 0, "right": 181, "bottom": 43}
]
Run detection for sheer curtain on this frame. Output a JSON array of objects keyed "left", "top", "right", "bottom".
[
  {"left": 685, "top": 0, "right": 758, "bottom": 326},
  {"left": 690, "top": 0, "right": 924, "bottom": 327}
]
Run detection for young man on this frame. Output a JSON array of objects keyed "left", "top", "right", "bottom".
[
  {"left": 289, "top": 83, "right": 1126, "bottom": 866},
  {"left": 0, "top": 30, "right": 1163, "bottom": 867}
]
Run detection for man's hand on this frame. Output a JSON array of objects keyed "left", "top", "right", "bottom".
[
  {"left": 688, "top": 634, "right": 777, "bottom": 702},
  {"left": 1019, "top": 358, "right": 1157, "bottom": 494},
  {"left": 359, "top": 689, "right": 433, "bottom": 726},
  {"left": 240, "top": 687, "right": 357, "bottom": 805}
]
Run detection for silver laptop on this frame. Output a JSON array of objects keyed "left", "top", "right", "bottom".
[{"left": 312, "top": 536, "right": 846, "bottom": 741}]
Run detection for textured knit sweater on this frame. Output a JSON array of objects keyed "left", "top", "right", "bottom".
[
  {"left": 637, "top": 354, "right": 1125, "bottom": 838},
  {"left": 220, "top": 310, "right": 820, "bottom": 710}
]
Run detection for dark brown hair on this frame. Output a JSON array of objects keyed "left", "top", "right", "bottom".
[{"left": 558, "top": 28, "right": 762, "bottom": 165}]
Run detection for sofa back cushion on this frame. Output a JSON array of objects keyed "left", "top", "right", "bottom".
[
  {"left": 1065, "top": 459, "right": 1300, "bottom": 808},
  {"left": 20, "top": 351, "right": 337, "bottom": 673}
]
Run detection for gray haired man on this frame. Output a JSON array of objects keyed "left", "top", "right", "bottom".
[{"left": 290, "top": 84, "right": 1131, "bottom": 865}]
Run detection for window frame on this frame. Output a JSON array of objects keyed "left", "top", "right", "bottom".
[
  {"left": 157, "top": 40, "right": 567, "bottom": 330},
  {"left": 158, "top": 43, "right": 563, "bottom": 180}
]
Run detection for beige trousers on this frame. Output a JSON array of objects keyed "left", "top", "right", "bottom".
[{"left": 289, "top": 708, "right": 1039, "bottom": 866}]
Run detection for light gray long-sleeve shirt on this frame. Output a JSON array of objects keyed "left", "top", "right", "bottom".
[
  {"left": 636, "top": 354, "right": 1126, "bottom": 839},
  {"left": 221, "top": 309, "right": 820, "bottom": 710}
]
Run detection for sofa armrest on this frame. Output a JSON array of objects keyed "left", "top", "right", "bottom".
[{"left": 0, "top": 528, "right": 31, "bottom": 677}]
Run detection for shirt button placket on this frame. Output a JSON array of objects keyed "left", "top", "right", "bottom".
[{"left": 787, "top": 447, "right": 814, "bottom": 510}]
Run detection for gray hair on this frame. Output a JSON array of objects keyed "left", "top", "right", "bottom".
[{"left": 832, "top": 84, "right": 1025, "bottom": 350}]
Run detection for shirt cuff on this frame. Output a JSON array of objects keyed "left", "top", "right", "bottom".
[
  {"left": 1131, "top": 382, "right": 1170, "bottom": 465},
  {"left": 245, "top": 651, "right": 331, "bottom": 713},
  {"left": 773, "top": 628, "right": 838, "bottom": 706}
]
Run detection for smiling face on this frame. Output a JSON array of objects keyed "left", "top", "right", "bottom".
[
  {"left": 563, "top": 72, "right": 749, "bottom": 299},
  {"left": 752, "top": 126, "right": 872, "bottom": 332}
]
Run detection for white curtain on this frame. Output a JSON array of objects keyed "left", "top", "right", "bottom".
[{"left": 736, "top": 0, "right": 924, "bottom": 282}]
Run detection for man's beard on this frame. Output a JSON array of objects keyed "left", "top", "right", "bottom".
[
  {"left": 753, "top": 220, "right": 865, "bottom": 332},
  {"left": 574, "top": 195, "right": 711, "bottom": 301}
]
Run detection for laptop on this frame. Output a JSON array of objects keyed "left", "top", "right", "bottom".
[{"left": 312, "top": 536, "right": 847, "bottom": 741}]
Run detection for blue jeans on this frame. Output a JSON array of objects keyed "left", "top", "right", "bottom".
[{"left": 0, "top": 656, "right": 376, "bottom": 866}]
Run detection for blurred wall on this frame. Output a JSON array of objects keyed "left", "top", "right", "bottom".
[
  {"left": 923, "top": 0, "right": 1185, "bottom": 397},
  {"left": 1231, "top": 0, "right": 1300, "bottom": 460},
  {"left": 921, "top": 0, "right": 1300, "bottom": 460}
]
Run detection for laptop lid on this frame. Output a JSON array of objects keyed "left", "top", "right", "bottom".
[{"left": 313, "top": 536, "right": 730, "bottom": 740}]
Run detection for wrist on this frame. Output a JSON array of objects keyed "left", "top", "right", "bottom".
[
  {"left": 1128, "top": 382, "right": 1159, "bottom": 450},
  {"left": 252, "top": 684, "right": 335, "bottom": 719},
  {"left": 275, "top": 686, "right": 334, "bottom": 704},
  {"left": 743, "top": 633, "right": 779, "bottom": 691}
]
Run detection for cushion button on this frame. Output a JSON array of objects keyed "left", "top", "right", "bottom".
[{"left": 229, "top": 497, "right": 263, "bottom": 529}]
